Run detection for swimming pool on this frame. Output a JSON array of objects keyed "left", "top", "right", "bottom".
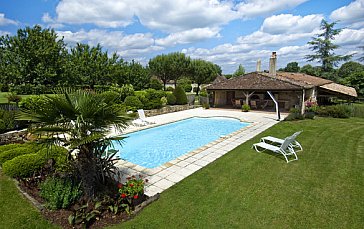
[{"left": 112, "top": 117, "right": 249, "bottom": 168}]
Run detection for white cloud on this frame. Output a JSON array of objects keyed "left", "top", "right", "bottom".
[
  {"left": 335, "top": 28, "right": 364, "bottom": 46},
  {"left": 0, "top": 13, "right": 18, "bottom": 26},
  {"left": 330, "top": 0, "right": 364, "bottom": 28},
  {"left": 237, "top": 30, "right": 315, "bottom": 46},
  {"left": 236, "top": 0, "right": 308, "bottom": 18},
  {"left": 56, "top": 0, "right": 135, "bottom": 28},
  {"left": 261, "top": 14, "right": 323, "bottom": 34},
  {"left": 54, "top": 0, "right": 238, "bottom": 32},
  {"left": 132, "top": 0, "right": 238, "bottom": 32},
  {"left": 42, "top": 13, "right": 64, "bottom": 29},
  {"left": 155, "top": 27, "right": 221, "bottom": 46},
  {"left": 57, "top": 29, "right": 164, "bottom": 59}
]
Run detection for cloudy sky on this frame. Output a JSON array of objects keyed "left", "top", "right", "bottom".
[{"left": 1, "top": 0, "right": 364, "bottom": 73}]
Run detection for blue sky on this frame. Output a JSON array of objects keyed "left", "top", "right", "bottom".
[{"left": 1, "top": 0, "right": 363, "bottom": 73}]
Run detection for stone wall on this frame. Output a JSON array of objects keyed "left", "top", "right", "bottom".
[
  {"left": 0, "top": 129, "right": 28, "bottom": 145},
  {"left": 144, "top": 105, "right": 198, "bottom": 117}
]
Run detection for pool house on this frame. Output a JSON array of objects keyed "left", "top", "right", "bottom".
[{"left": 206, "top": 53, "right": 357, "bottom": 114}]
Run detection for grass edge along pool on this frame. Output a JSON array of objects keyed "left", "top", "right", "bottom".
[{"left": 112, "top": 117, "right": 250, "bottom": 168}]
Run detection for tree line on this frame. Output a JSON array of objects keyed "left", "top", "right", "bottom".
[{"left": 0, "top": 25, "right": 221, "bottom": 95}]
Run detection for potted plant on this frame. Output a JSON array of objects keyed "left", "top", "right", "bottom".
[{"left": 241, "top": 104, "right": 251, "bottom": 112}]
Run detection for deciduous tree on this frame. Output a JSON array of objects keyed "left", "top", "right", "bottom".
[{"left": 190, "top": 59, "right": 219, "bottom": 95}]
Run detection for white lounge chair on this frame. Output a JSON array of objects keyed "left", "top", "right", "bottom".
[
  {"left": 252, "top": 136, "right": 298, "bottom": 163},
  {"left": 132, "top": 119, "right": 147, "bottom": 127},
  {"left": 261, "top": 131, "right": 303, "bottom": 151},
  {"left": 137, "top": 109, "right": 156, "bottom": 124}
]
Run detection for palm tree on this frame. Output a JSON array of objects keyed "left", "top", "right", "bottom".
[{"left": 18, "top": 89, "right": 132, "bottom": 198}]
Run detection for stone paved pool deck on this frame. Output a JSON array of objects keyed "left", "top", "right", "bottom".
[{"left": 111, "top": 108, "right": 285, "bottom": 197}]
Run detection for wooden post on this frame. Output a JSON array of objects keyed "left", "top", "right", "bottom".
[
  {"left": 243, "top": 91, "right": 255, "bottom": 105},
  {"left": 301, "top": 89, "right": 305, "bottom": 115}
]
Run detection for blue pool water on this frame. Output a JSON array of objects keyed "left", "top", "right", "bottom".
[{"left": 112, "top": 117, "right": 249, "bottom": 168}]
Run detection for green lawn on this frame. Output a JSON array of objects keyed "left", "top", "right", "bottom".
[
  {"left": 1, "top": 117, "right": 363, "bottom": 228},
  {"left": 0, "top": 172, "right": 58, "bottom": 228}
]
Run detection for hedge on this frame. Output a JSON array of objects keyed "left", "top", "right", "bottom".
[
  {"left": 0, "top": 143, "right": 24, "bottom": 154},
  {"left": 2, "top": 146, "right": 68, "bottom": 178},
  {"left": 0, "top": 144, "right": 44, "bottom": 165}
]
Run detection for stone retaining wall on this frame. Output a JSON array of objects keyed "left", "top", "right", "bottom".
[
  {"left": 144, "top": 105, "right": 199, "bottom": 117},
  {"left": 0, "top": 129, "right": 28, "bottom": 145}
]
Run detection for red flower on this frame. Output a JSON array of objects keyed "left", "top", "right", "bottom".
[
  {"left": 121, "top": 193, "right": 127, "bottom": 198},
  {"left": 117, "top": 183, "right": 123, "bottom": 189},
  {"left": 129, "top": 183, "right": 134, "bottom": 187},
  {"left": 133, "top": 195, "right": 139, "bottom": 199}
]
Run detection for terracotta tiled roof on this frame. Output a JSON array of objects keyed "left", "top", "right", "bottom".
[
  {"left": 206, "top": 72, "right": 302, "bottom": 91},
  {"left": 267, "top": 72, "right": 332, "bottom": 88},
  {"left": 212, "top": 75, "right": 227, "bottom": 84},
  {"left": 207, "top": 71, "right": 357, "bottom": 98},
  {"left": 320, "top": 83, "right": 358, "bottom": 97}
]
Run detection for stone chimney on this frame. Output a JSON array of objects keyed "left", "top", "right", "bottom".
[
  {"left": 269, "top": 52, "right": 277, "bottom": 77},
  {"left": 256, "top": 59, "right": 261, "bottom": 72}
]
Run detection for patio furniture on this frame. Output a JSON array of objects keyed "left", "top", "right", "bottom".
[
  {"left": 137, "top": 109, "right": 156, "bottom": 124},
  {"left": 250, "top": 100, "right": 257, "bottom": 109},
  {"left": 261, "top": 131, "right": 303, "bottom": 151},
  {"left": 252, "top": 136, "right": 298, "bottom": 163},
  {"left": 232, "top": 99, "right": 242, "bottom": 108},
  {"left": 261, "top": 100, "right": 269, "bottom": 109},
  {"left": 132, "top": 119, "right": 147, "bottom": 127}
]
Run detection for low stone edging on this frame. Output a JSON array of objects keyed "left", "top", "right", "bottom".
[
  {"left": 144, "top": 105, "right": 200, "bottom": 117},
  {"left": 0, "top": 129, "right": 28, "bottom": 145}
]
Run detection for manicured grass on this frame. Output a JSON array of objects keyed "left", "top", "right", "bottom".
[
  {"left": 0, "top": 171, "right": 58, "bottom": 228},
  {"left": 1, "top": 117, "right": 363, "bottom": 228},
  {"left": 110, "top": 117, "right": 364, "bottom": 228}
]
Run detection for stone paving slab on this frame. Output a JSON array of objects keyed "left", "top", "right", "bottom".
[{"left": 112, "top": 108, "right": 284, "bottom": 197}]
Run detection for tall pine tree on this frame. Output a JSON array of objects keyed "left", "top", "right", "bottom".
[{"left": 306, "top": 19, "right": 352, "bottom": 72}]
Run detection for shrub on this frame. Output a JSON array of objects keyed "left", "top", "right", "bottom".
[
  {"left": 40, "top": 177, "right": 82, "bottom": 210},
  {"left": 19, "top": 95, "right": 48, "bottom": 112},
  {"left": 241, "top": 104, "right": 251, "bottom": 112},
  {"left": 202, "top": 103, "right": 210, "bottom": 109},
  {"left": 124, "top": 96, "right": 143, "bottom": 111},
  {"left": 111, "top": 84, "right": 135, "bottom": 102},
  {"left": 2, "top": 145, "right": 68, "bottom": 178},
  {"left": 160, "top": 97, "right": 167, "bottom": 106},
  {"left": 178, "top": 78, "right": 192, "bottom": 92},
  {"left": 173, "top": 86, "right": 188, "bottom": 105},
  {"left": 284, "top": 108, "right": 304, "bottom": 121},
  {"left": 304, "top": 112, "right": 315, "bottom": 119},
  {"left": 166, "top": 86, "right": 174, "bottom": 92},
  {"left": 0, "top": 110, "right": 16, "bottom": 133},
  {"left": 144, "top": 89, "right": 166, "bottom": 110},
  {"left": 0, "top": 144, "right": 43, "bottom": 165},
  {"left": 352, "top": 104, "right": 364, "bottom": 118},
  {"left": 199, "top": 89, "right": 208, "bottom": 97},
  {"left": 0, "top": 143, "right": 24, "bottom": 153},
  {"left": 99, "top": 91, "right": 119, "bottom": 104},
  {"left": 148, "top": 78, "right": 163, "bottom": 90},
  {"left": 316, "top": 104, "right": 352, "bottom": 118},
  {"left": 167, "top": 93, "right": 176, "bottom": 105}
]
